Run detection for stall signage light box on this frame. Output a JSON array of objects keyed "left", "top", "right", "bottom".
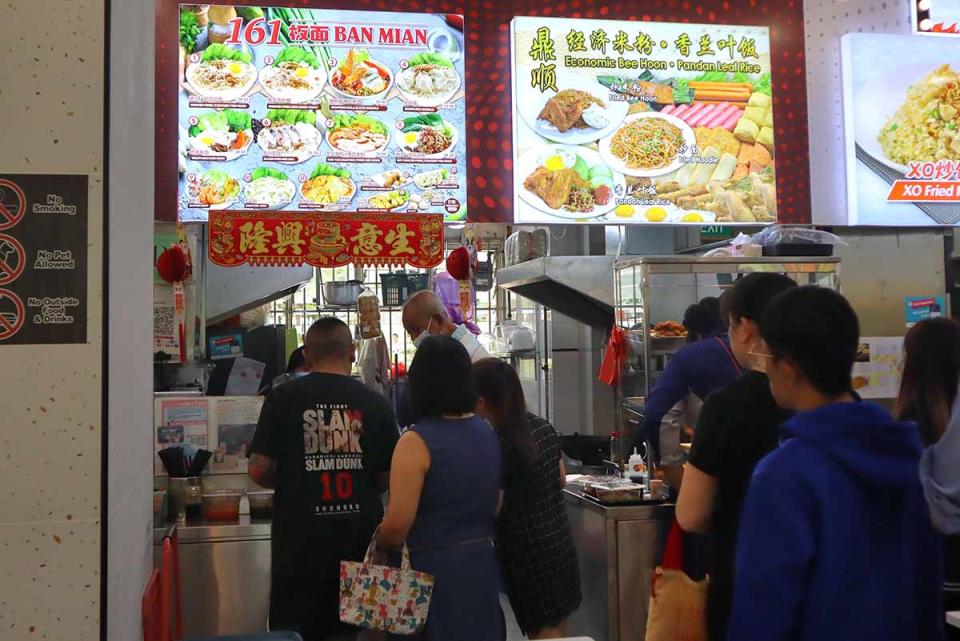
[
  {"left": 913, "top": 0, "right": 960, "bottom": 35},
  {"left": 175, "top": 5, "right": 466, "bottom": 223},
  {"left": 509, "top": 16, "right": 776, "bottom": 226},
  {"left": 842, "top": 33, "right": 960, "bottom": 225}
]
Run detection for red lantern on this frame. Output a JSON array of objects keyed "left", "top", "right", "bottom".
[
  {"left": 156, "top": 244, "right": 189, "bottom": 284},
  {"left": 446, "top": 246, "right": 470, "bottom": 281}
]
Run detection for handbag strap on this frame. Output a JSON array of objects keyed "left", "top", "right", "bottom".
[
  {"left": 363, "top": 527, "right": 414, "bottom": 572},
  {"left": 715, "top": 336, "right": 743, "bottom": 376},
  {"left": 662, "top": 520, "right": 685, "bottom": 570}
]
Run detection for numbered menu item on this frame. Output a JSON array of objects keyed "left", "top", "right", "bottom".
[
  {"left": 510, "top": 17, "right": 776, "bottom": 225},
  {"left": 176, "top": 6, "right": 466, "bottom": 222}
]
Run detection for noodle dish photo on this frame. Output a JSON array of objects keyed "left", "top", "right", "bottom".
[{"left": 599, "top": 112, "right": 695, "bottom": 178}]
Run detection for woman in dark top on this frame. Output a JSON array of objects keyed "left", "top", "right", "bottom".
[
  {"left": 895, "top": 317, "right": 960, "bottom": 640},
  {"left": 676, "top": 273, "right": 797, "bottom": 641},
  {"left": 378, "top": 336, "right": 504, "bottom": 641},
  {"left": 473, "top": 359, "right": 580, "bottom": 640}
]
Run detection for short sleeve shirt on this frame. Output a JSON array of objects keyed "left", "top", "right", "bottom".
[{"left": 250, "top": 373, "right": 399, "bottom": 577}]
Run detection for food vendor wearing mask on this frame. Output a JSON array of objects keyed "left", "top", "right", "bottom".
[
  {"left": 639, "top": 296, "right": 741, "bottom": 467},
  {"left": 401, "top": 290, "right": 490, "bottom": 362}
]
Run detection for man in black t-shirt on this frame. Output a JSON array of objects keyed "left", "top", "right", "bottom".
[{"left": 249, "top": 317, "right": 399, "bottom": 641}]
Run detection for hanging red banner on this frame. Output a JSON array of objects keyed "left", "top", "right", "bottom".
[{"left": 208, "top": 211, "right": 444, "bottom": 269}]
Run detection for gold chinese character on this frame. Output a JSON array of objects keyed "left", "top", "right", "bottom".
[
  {"left": 737, "top": 37, "right": 759, "bottom": 59},
  {"left": 590, "top": 29, "right": 610, "bottom": 54},
  {"left": 272, "top": 222, "right": 306, "bottom": 256},
  {"left": 529, "top": 27, "right": 556, "bottom": 62},
  {"left": 239, "top": 221, "right": 272, "bottom": 255},
  {"left": 385, "top": 224, "right": 415, "bottom": 257},
  {"left": 675, "top": 33, "right": 692, "bottom": 57},
  {"left": 717, "top": 35, "right": 737, "bottom": 59},
  {"left": 349, "top": 223, "right": 384, "bottom": 257},
  {"left": 612, "top": 30, "right": 633, "bottom": 55},
  {"left": 530, "top": 63, "right": 558, "bottom": 93},
  {"left": 697, "top": 34, "right": 715, "bottom": 56},
  {"left": 633, "top": 32, "right": 653, "bottom": 56},
  {"left": 566, "top": 29, "right": 586, "bottom": 52}
]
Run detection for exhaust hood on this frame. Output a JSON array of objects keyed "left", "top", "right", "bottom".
[
  {"left": 205, "top": 259, "right": 313, "bottom": 325},
  {"left": 497, "top": 256, "right": 615, "bottom": 329}
]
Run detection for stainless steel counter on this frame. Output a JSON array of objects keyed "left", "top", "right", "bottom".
[
  {"left": 154, "top": 517, "right": 272, "bottom": 637},
  {"left": 564, "top": 489, "right": 675, "bottom": 641}
]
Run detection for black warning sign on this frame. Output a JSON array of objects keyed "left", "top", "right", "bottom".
[{"left": 0, "top": 174, "right": 87, "bottom": 344}]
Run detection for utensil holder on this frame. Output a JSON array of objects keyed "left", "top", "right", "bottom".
[{"left": 167, "top": 476, "right": 202, "bottom": 524}]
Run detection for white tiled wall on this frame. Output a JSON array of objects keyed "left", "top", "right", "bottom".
[
  {"left": 804, "top": 0, "right": 911, "bottom": 223},
  {"left": 0, "top": 0, "right": 105, "bottom": 638}
]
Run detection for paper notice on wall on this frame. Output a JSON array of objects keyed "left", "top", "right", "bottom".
[
  {"left": 154, "top": 397, "right": 210, "bottom": 474},
  {"left": 224, "top": 356, "right": 266, "bottom": 396},
  {"left": 851, "top": 337, "right": 903, "bottom": 399},
  {"left": 210, "top": 396, "right": 264, "bottom": 474}
]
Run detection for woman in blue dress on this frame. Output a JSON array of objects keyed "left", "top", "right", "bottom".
[{"left": 378, "top": 335, "right": 504, "bottom": 641}]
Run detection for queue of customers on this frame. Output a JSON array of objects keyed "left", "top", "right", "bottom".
[
  {"left": 248, "top": 281, "right": 960, "bottom": 641},
  {"left": 249, "top": 290, "right": 580, "bottom": 641}
]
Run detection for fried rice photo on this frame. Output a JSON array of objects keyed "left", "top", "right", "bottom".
[{"left": 879, "top": 64, "right": 960, "bottom": 164}]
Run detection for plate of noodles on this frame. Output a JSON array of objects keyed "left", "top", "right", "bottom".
[{"left": 598, "top": 112, "right": 695, "bottom": 178}]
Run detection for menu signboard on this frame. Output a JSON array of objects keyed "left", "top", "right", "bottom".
[
  {"left": 176, "top": 5, "right": 466, "bottom": 222},
  {"left": 510, "top": 16, "right": 775, "bottom": 225},
  {"left": 842, "top": 33, "right": 960, "bottom": 225}
]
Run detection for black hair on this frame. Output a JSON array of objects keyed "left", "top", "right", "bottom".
[
  {"left": 304, "top": 317, "right": 352, "bottom": 363},
  {"left": 409, "top": 335, "right": 477, "bottom": 419},
  {"left": 760, "top": 287, "right": 860, "bottom": 397},
  {"left": 896, "top": 317, "right": 960, "bottom": 445},
  {"left": 683, "top": 296, "right": 723, "bottom": 342},
  {"left": 726, "top": 272, "right": 798, "bottom": 324},
  {"left": 473, "top": 359, "right": 538, "bottom": 466},
  {"left": 286, "top": 346, "right": 306, "bottom": 373}
]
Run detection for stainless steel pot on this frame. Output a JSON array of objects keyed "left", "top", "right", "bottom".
[{"left": 322, "top": 280, "right": 363, "bottom": 306}]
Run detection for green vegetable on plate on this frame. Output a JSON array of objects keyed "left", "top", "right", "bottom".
[
  {"left": 401, "top": 113, "right": 443, "bottom": 132},
  {"left": 331, "top": 114, "right": 387, "bottom": 135},
  {"left": 251, "top": 167, "right": 289, "bottom": 182},
  {"left": 309, "top": 163, "right": 352, "bottom": 180},
  {"left": 266, "top": 109, "right": 317, "bottom": 126},
  {"left": 201, "top": 43, "right": 252, "bottom": 64},
  {"left": 188, "top": 109, "right": 251, "bottom": 137},
  {"left": 274, "top": 46, "right": 321, "bottom": 69},
  {"left": 408, "top": 52, "right": 453, "bottom": 68}
]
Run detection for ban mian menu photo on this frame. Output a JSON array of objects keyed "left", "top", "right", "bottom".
[{"left": 510, "top": 17, "right": 776, "bottom": 225}]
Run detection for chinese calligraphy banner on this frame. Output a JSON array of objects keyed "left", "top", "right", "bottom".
[
  {"left": 208, "top": 210, "right": 444, "bottom": 268},
  {"left": 510, "top": 16, "right": 776, "bottom": 225},
  {"left": 175, "top": 5, "right": 466, "bottom": 223},
  {"left": 842, "top": 33, "right": 960, "bottom": 225}
]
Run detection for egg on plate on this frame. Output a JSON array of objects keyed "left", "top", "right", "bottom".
[{"left": 536, "top": 147, "right": 577, "bottom": 172}]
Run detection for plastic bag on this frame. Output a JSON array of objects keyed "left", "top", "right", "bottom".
[
  {"left": 750, "top": 225, "right": 844, "bottom": 247},
  {"left": 357, "top": 290, "right": 382, "bottom": 340}
]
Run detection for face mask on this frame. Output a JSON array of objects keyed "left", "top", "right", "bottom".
[
  {"left": 451, "top": 324, "right": 470, "bottom": 342},
  {"left": 412, "top": 319, "right": 433, "bottom": 348}
]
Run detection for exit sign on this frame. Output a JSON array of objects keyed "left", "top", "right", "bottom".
[{"left": 701, "top": 226, "right": 733, "bottom": 242}]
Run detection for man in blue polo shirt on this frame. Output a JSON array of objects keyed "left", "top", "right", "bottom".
[{"left": 639, "top": 297, "right": 741, "bottom": 466}]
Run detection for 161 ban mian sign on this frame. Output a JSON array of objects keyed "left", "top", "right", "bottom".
[{"left": 208, "top": 211, "right": 444, "bottom": 268}]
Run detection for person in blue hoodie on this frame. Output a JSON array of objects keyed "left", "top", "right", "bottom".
[{"left": 727, "top": 286, "right": 944, "bottom": 641}]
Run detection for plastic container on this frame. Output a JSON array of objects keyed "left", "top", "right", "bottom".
[
  {"left": 201, "top": 490, "right": 243, "bottom": 522},
  {"left": 609, "top": 432, "right": 624, "bottom": 466},
  {"left": 167, "top": 476, "right": 203, "bottom": 524},
  {"left": 248, "top": 490, "right": 274, "bottom": 521},
  {"left": 626, "top": 448, "right": 648, "bottom": 486}
]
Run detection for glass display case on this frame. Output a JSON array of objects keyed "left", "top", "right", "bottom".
[{"left": 613, "top": 256, "right": 841, "bottom": 457}]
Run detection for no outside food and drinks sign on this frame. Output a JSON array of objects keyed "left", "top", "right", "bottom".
[{"left": 0, "top": 174, "right": 87, "bottom": 345}]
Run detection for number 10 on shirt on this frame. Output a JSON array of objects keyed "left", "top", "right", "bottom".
[{"left": 320, "top": 471, "right": 354, "bottom": 502}]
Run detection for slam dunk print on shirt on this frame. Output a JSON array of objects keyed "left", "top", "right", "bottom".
[{"left": 303, "top": 403, "right": 367, "bottom": 515}]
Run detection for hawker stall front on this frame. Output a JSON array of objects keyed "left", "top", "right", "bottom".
[{"left": 150, "top": 2, "right": 821, "bottom": 640}]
